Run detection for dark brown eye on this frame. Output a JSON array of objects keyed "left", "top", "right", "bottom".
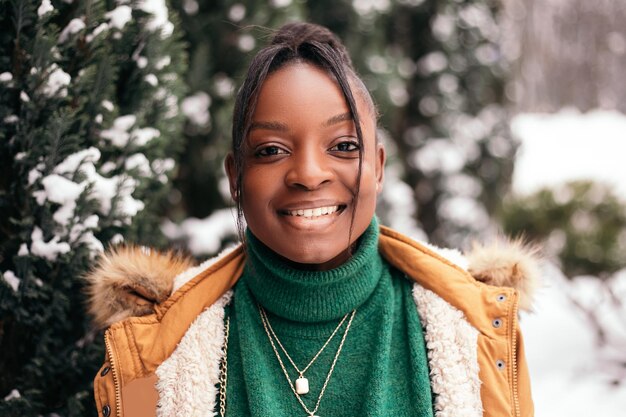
[
  {"left": 330, "top": 141, "right": 359, "bottom": 152},
  {"left": 256, "top": 146, "right": 287, "bottom": 157}
]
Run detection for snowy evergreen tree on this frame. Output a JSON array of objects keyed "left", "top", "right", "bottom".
[{"left": 0, "top": 0, "right": 186, "bottom": 414}]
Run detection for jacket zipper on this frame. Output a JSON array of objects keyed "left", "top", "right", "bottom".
[
  {"left": 104, "top": 330, "right": 122, "bottom": 417},
  {"left": 510, "top": 291, "right": 520, "bottom": 417}
]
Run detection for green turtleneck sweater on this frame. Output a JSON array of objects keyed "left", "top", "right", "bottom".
[{"left": 223, "top": 218, "right": 434, "bottom": 416}]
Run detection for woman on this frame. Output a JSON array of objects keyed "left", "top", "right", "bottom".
[{"left": 87, "top": 22, "right": 538, "bottom": 417}]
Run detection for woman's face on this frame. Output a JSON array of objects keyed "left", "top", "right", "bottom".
[{"left": 226, "top": 62, "right": 385, "bottom": 270}]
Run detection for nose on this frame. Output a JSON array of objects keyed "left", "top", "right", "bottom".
[{"left": 285, "top": 148, "right": 333, "bottom": 191}]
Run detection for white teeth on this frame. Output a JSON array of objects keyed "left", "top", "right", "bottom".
[{"left": 286, "top": 205, "right": 340, "bottom": 218}]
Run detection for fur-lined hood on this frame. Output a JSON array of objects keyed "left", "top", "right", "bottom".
[{"left": 85, "top": 237, "right": 541, "bottom": 329}]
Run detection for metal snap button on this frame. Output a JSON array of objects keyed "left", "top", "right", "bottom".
[
  {"left": 496, "top": 360, "right": 505, "bottom": 370},
  {"left": 102, "top": 405, "right": 111, "bottom": 417},
  {"left": 100, "top": 366, "right": 110, "bottom": 377},
  {"left": 492, "top": 318, "right": 502, "bottom": 328},
  {"left": 497, "top": 294, "right": 506, "bottom": 302}
]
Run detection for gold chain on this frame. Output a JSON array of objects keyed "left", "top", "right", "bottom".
[
  {"left": 259, "top": 306, "right": 351, "bottom": 378},
  {"left": 259, "top": 306, "right": 357, "bottom": 416},
  {"left": 219, "top": 316, "right": 230, "bottom": 417}
]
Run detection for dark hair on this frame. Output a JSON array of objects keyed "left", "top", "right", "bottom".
[{"left": 231, "top": 22, "right": 377, "bottom": 245}]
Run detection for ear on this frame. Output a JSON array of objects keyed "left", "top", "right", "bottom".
[
  {"left": 375, "top": 142, "right": 385, "bottom": 194},
  {"left": 224, "top": 152, "right": 238, "bottom": 202}
]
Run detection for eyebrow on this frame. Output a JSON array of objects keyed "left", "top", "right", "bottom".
[
  {"left": 249, "top": 113, "right": 354, "bottom": 132},
  {"left": 249, "top": 121, "right": 289, "bottom": 132},
  {"left": 323, "top": 112, "right": 353, "bottom": 127}
]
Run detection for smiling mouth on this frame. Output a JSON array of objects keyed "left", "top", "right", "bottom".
[{"left": 280, "top": 205, "right": 346, "bottom": 218}]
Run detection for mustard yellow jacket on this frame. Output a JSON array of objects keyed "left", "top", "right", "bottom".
[{"left": 88, "top": 226, "right": 537, "bottom": 417}]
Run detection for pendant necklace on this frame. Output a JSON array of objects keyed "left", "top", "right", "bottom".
[
  {"left": 258, "top": 305, "right": 352, "bottom": 395},
  {"left": 258, "top": 305, "right": 357, "bottom": 417}
]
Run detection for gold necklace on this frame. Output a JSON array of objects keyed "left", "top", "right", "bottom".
[
  {"left": 259, "top": 306, "right": 352, "bottom": 395},
  {"left": 259, "top": 306, "right": 357, "bottom": 417}
]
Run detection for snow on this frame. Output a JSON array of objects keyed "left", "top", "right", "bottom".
[
  {"left": 3, "top": 389, "right": 20, "bottom": 401},
  {"left": 38, "top": 174, "right": 86, "bottom": 225},
  {"left": 138, "top": 0, "right": 174, "bottom": 38},
  {"left": 161, "top": 209, "right": 238, "bottom": 255},
  {"left": 101, "top": 100, "right": 114, "bottom": 112},
  {"left": 214, "top": 75, "right": 234, "bottom": 98},
  {"left": 30, "top": 147, "right": 144, "bottom": 246},
  {"left": 378, "top": 164, "right": 427, "bottom": 241},
  {"left": 0, "top": 72, "right": 12, "bottom": 82},
  {"left": 511, "top": 109, "right": 626, "bottom": 200},
  {"left": 20, "top": 91, "right": 30, "bottom": 102},
  {"left": 412, "top": 139, "right": 466, "bottom": 175},
  {"left": 30, "top": 227, "right": 71, "bottom": 261},
  {"left": 106, "top": 5, "right": 132, "bottom": 30},
  {"left": 131, "top": 127, "right": 160, "bottom": 146},
  {"left": 43, "top": 66, "right": 71, "bottom": 97},
  {"left": 520, "top": 266, "right": 626, "bottom": 416},
  {"left": 228, "top": 4, "right": 246, "bottom": 22},
  {"left": 59, "top": 18, "right": 86, "bottom": 43},
  {"left": 352, "top": 0, "right": 390, "bottom": 15},
  {"left": 136, "top": 56, "right": 148, "bottom": 69},
  {"left": 155, "top": 56, "right": 171, "bottom": 70},
  {"left": 417, "top": 51, "right": 448, "bottom": 75},
  {"left": 270, "top": 0, "right": 292, "bottom": 8},
  {"left": 86, "top": 23, "right": 109, "bottom": 43},
  {"left": 2, "top": 271, "right": 20, "bottom": 292},
  {"left": 145, "top": 74, "right": 158, "bottom": 86},
  {"left": 28, "top": 163, "right": 44, "bottom": 185},
  {"left": 100, "top": 115, "right": 136, "bottom": 146},
  {"left": 125, "top": 153, "right": 151, "bottom": 176},
  {"left": 18, "top": 244, "right": 29, "bottom": 256},
  {"left": 182, "top": 0, "right": 199, "bottom": 15},
  {"left": 37, "top": 0, "right": 54, "bottom": 16},
  {"left": 181, "top": 92, "right": 211, "bottom": 126},
  {"left": 237, "top": 34, "right": 256, "bottom": 52},
  {"left": 68, "top": 215, "right": 104, "bottom": 256},
  {"left": 53, "top": 147, "right": 99, "bottom": 175},
  {"left": 438, "top": 195, "right": 490, "bottom": 228},
  {"left": 40, "top": 175, "right": 86, "bottom": 206}
]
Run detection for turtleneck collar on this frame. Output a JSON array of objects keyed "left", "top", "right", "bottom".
[{"left": 243, "top": 217, "right": 383, "bottom": 323}]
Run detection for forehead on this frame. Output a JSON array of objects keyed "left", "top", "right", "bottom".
[{"left": 252, "top": 62, "right": 373, "bottom": 126}]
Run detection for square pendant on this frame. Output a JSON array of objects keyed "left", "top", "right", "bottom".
[{"left": 295, "top": 377, "right": 309, "bottom": 395}]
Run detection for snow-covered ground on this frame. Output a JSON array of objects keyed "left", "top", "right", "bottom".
[
  {"left": 512, "top": 109, "right": 626, "bottom": 200},
  {"left": 512, "top": 109, "right": 626, "bottom": 416}
]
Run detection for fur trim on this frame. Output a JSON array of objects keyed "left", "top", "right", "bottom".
[
  {"left": 84, "top": 245, "right": 195, "bottom": 328},
  {"left": 412, "top": 283, "right": 482, "bottom": 417},
  {"left": 155, "top": 291, "right": 232, "bottom": 417},
  {"left": 466, "top": 239, "right": 541, "bottom": 312}
]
